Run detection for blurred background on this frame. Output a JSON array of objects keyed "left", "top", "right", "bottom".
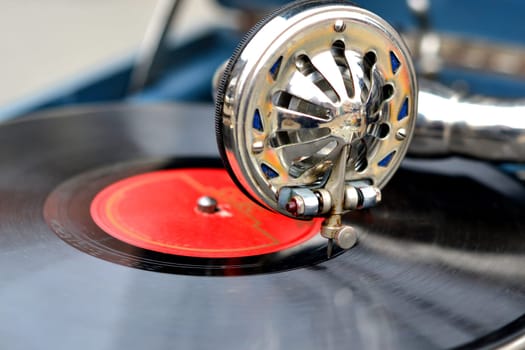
[
  {"left": 0, "top": 0, "right": 235, "bottom": 118},
  {"left": 2, "top": 0, "right": 525, "bottom": 120}
]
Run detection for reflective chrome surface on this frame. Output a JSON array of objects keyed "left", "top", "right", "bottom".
[
  {"left": 402, "top": 0, "right": 525, "bottom": 162},
  {"left": 216, "top": 2, "right": 417, "bottom": 220},
  {"left": 411, "top": 81, "right": 525, "bottom": 162}
]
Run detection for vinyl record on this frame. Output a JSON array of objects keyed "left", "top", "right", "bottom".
[{"left": 1, "top": 103, "right": 525, "bottom": 349}]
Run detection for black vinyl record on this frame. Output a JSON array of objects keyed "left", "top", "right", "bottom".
[{"left": 1, "top": 103, "right": 525, "bottom": 350}]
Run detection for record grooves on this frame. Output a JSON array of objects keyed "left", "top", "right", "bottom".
[{"left": 2, "top": 104, "right": 525, "bottom": 349}]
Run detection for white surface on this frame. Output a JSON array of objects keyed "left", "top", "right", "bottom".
[{"left": 0, "top": 0, "right": 234, "bottom": 106}]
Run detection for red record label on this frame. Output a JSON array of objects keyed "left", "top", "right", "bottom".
[{"left": 90, "top": 169, "right": 321, "bottom": 258}]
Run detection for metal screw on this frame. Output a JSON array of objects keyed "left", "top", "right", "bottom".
[
  {"left": 295, "top": 56, "right": 306, "bottom": 70},
  {"left": 396, "top": 128, "right": 407, "bottom": 141},
  {"left": 252, "top": 140, "right": 264, "bottom": 154},
  {"left": 285, "top": 196, "right": 306, "bottom": 217},
  {"left": 197, "top": 196, "right": 218, "bottom": 214},
  {"left": 285, "top": 198, "right": 299, "bottom": 216},
  {"left": 334, "top": 20, "right": 346, "bottom": 33},
  {"left": 335, "top": 226, "right": 358, "bottom": 249}
]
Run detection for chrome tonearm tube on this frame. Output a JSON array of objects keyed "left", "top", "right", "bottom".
[
  {"left": 214, "top": 0, "right": 525, "bottom": 255},
  {"left": 413, "top": 80, "right": 525, "bottom": 163}
]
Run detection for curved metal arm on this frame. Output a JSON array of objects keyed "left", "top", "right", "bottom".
[{"left": 410, "top": 80, "right": 525, "bottom": 162}]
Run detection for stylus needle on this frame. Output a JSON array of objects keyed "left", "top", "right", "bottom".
[{"left": 327, "top": 238, "right": 334, "bottom": 259}]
